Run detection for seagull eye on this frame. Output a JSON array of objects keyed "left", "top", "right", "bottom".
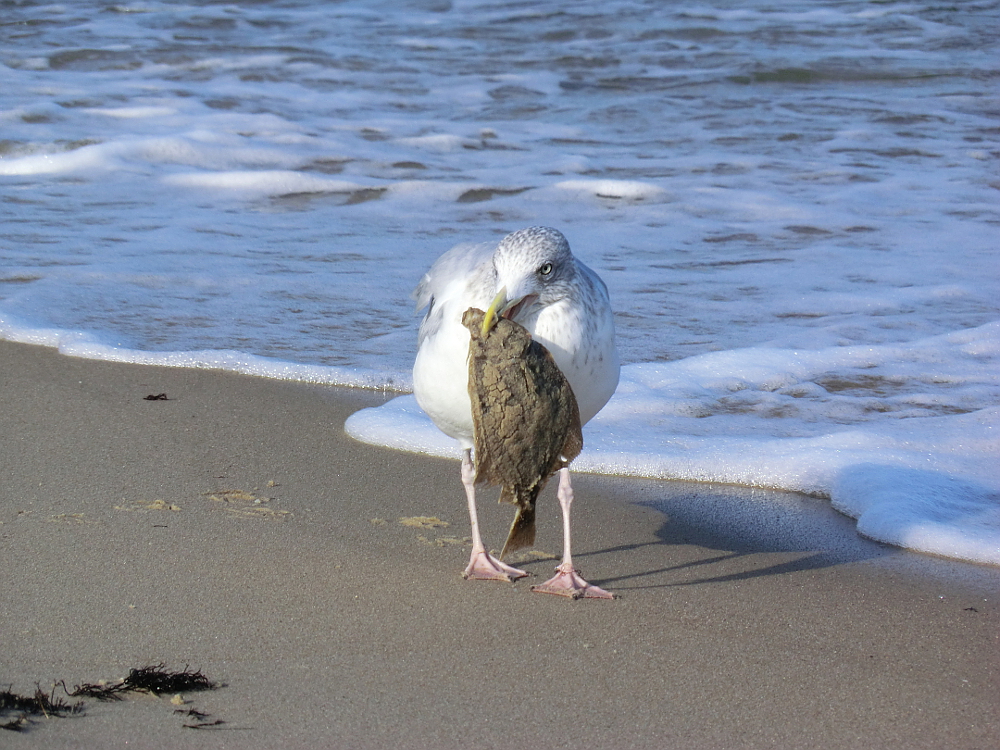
[{"left": 538, "top": 262, "right": 553, "bottom": 276}]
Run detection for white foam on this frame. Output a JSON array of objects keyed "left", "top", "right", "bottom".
[
  {"left": 832, "top": 458, "right": 1000, "bottom": 566},
  {"left": 163, "top": 170, "right": 368, "bottom": 198},
  {"left": 550, "top": 179, "right": 672, "bottom": 204},
  {"left": 0, "top": 315, "right": 409, "bottom": 391},
  {"left": 396, "top": 134, "right": 477, "bottom": 152},
  {"left": 83, "top": 106, "right": 178, "bottom": 119},
  {"left": 0, "top": 144, "right": 109, "bottom": 175}
]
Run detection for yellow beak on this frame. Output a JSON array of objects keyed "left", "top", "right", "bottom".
[{"left": 481, "top": 287, "right": 507, "bottom": 337}]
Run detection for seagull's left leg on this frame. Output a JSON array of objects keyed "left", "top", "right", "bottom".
[
  {"left": 531, "top": 468, "right": 614, "bottom": 599},
  {"left": 460, "top": 449, "right": 529, "bottom": 582}
]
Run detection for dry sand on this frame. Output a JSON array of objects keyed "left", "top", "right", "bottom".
[{"left": 1, "top": 338, "right": 997, "bottom": 749}]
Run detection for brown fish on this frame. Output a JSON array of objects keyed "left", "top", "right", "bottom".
[{"left": 462, "top": 306, "right": 583, "bottom": 559}]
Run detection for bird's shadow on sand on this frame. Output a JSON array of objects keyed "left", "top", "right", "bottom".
[{"left": 573, "top": 477, "right": 894, "bottom": 591}]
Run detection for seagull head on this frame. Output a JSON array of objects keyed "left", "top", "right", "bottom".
[{"left": 482, "top": 227, "right": 577, "bottom": 335}]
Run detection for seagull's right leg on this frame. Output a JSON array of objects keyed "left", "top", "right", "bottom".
[
  {"left": 460, "top": 449, "right": 528, "bottom": 581},
  {"left": 531, "top": 468, "right": 614, "bottom": 599}
]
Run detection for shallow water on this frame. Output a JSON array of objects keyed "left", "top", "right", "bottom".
[{"left": 2, "top": 0, "right": 999, "bottom": 563}]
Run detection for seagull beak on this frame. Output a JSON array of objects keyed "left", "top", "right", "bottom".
[
  {"left": 481, "top": 287, "right": 507, "bottom": 336},
  {"left": 482, "top": 286, "right": 539, "bottom": 336}
]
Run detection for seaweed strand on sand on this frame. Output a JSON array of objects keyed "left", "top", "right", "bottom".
[
  {"left": 2, "top": 664, "right": 221, "bottom": 733},
  {"left": 68, "top": 663, "right": 218, "bottom": 700},
  {"left": 0, "top": 684, "right": 84, "bottom": 732}
]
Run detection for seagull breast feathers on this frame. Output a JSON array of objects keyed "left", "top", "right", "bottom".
[{"left": 529, "top": 261, "right": 619, "bottom": 425}]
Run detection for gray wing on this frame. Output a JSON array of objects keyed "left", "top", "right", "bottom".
[{"left": 414, "top": 240, "right": 496, "bottom": 346}]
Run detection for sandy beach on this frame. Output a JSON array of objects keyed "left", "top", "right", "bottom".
[{"left": 2, "top": 338, "right": 997, "bottom": 749}]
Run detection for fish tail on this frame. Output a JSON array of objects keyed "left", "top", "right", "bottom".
[{"left": 500, "top": 495, "right": 536, "bottom": 559}]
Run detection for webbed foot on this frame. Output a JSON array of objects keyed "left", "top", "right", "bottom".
[
  {"left": 531, "top": 563, "right": 614, "bottom": 599},
  {"left": 463, "top": 550, "right": 529, "bottom": 581}
]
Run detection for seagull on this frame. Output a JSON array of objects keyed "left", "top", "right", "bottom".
[{"left": 412, "top": 226, "right": 619, "bottom": 598}]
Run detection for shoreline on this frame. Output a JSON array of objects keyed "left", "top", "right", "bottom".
[{"left": 2, "top": 339, "right": 997, "bottom": 748}]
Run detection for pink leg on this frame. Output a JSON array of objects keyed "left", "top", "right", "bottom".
[
  {"left": 531, "top": 468, "right": 614, "bottom": 599},
  {"left": 460, "top": 449, "right": 528, "bottom": 582}
]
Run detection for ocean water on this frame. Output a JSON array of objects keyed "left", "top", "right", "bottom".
[{"left": 2, "top": 1, "right": 998, "bottom": 564}]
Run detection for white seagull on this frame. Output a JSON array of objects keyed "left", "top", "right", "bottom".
[{"left": 413, "top": 226, "right": 619, "bottom": 598}]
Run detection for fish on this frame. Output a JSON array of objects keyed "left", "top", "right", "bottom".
[{"left": 462, "top": 306, "right": 583, "bottom": 559}]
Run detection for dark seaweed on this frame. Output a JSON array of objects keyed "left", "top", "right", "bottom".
[
  {"left": 175, "top": 707, "right": 226, "bottom": 729},
  {"left": 174, "top": 707, "right": 211, "bottom": 720},
  {"left": 69, "top": 663, "right": 217, "bottom": 700},
  {"left": 0, "top": 685, "right": 84, "bottom": 732},
  {"left": 182, "top": 718, "right": 226, "bottom": 729},
  {"left": 2, "top": 665, "right": 221, "bottom": 734}
]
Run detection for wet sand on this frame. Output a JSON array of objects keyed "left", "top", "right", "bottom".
[{"left": 1, "top": 339, "right": 997, "bottom": 749}]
